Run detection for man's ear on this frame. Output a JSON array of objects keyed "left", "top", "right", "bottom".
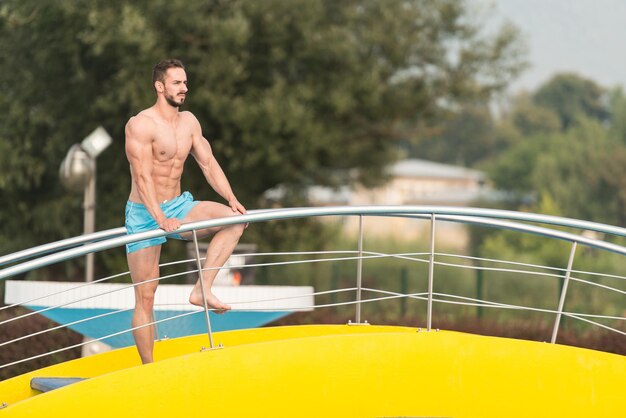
[{"left": 155, "top": 81, "right": 164, "bottom": 93}]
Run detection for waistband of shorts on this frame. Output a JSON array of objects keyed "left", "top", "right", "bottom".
[{"left": 126, "top": 191, "right": 192, "bottom": 209}]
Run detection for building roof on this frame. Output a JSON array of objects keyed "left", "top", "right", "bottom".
[{"left": 389, "top": 159, "right": 485, "bottom": 181}]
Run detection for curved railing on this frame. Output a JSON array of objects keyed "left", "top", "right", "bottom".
[{"left": 1, "top": 206, "right": 625, "bottom": 374}]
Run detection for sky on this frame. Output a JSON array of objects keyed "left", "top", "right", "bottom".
[{"left": 477, "top": 0, "right": 626, "bottom": 93}]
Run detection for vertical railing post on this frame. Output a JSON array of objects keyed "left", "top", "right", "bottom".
[
  {"left": 551, "top": 241, "right": 577, "bottom": 344},
  {"left": 476, "top": 263, "right": 484, "bottom": 319},
  {"left": 400, "top": 267, "right": 408, "bottom": 317},
  {"left": 427, "top": 214, "right": 436, "bottom": 331},
  {"left": 193, "top": 230, "right": 214, "bottom": 349},
  {"left": 355, "top": 215, "right": 364, "bottom": 324}
]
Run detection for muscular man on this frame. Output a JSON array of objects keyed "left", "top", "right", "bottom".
[{"left": 124, "top": 59, "right": 246, "bottom": 364}]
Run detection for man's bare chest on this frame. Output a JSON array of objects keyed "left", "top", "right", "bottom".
[{"left": 152, "top": 124, "right": 193, "bottom": 161}]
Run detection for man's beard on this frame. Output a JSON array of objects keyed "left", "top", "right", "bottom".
[{"left": 164, "top": 91, "right": 185, "bottom": 108}]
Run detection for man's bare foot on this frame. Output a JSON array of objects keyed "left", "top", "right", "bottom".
[{"left": 189, "top": 288, "right": 231, "bottom": 314}]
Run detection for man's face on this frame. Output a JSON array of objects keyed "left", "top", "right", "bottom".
[{"left": 161, "top": 68, "right": 188, "bottom": 107}]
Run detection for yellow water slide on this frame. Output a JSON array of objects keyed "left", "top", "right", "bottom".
[{"left": 1, "top": 325, "right": 624, "bottom": 417}]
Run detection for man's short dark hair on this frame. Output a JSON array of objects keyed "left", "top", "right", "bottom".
[{"left": 152, "top": 59, "right": 185, "bottom": 87}]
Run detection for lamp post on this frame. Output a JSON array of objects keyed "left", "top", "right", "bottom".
[{"left": 59, "top": 127, "right": 112, "bottom": 282}]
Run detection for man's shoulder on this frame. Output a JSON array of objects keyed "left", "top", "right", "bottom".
[
  {"left": 125, "top": 111, "right": 157, "bottom": 143},
  {"left": 179, "top": 110, "right": 200, "bottom": 124},
  {"left": 126, "top": 111, "right": 157, "bottom": 131}
]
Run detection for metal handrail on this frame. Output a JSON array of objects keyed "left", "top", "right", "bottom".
[{"left": 0, "top": 227, "right": 127, "bottom": 268}]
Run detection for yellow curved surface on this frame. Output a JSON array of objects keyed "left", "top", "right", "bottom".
[
  {"left": 1, "top": 325, "right": 624, "bottom": 417},
  {"left": 0, "top": 325, "right": 413, "bottom": 405}
]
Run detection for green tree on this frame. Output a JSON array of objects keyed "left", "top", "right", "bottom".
[
  {"left": 0, "top": 0, "right": 525, "bottom": 264},
  {"left": 608, "top": 87, "right": 626, "bottom": 144},
  {"left": 488, "top": 116, "right": 626, "bottom": 227},
  {"left": 533, "top": 73, "right": 610, "bottom": 131},
  {"left": 510, "top": 93, "right": 561, "bottom": 137},
  {"left": 412, "top": 103, "right": 498, "bottom": 166},
  {"left": 471, "top": 76, "right": 626, "bottom": 307}
]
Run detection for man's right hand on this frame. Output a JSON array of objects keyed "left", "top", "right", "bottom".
[{"left": 158, "top": 218, "right": 182, "bottom": 232}]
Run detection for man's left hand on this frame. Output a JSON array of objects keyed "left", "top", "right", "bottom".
[
  {"left": 229, "top": 198, "right": 247, "bottom": 215},
  {"left": 229, "top": 198, "right": 248, "bottom": 228}
]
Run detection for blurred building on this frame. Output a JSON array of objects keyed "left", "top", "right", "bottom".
[{"left": 302, "top": 159, "right": 492, "bottom": 248}]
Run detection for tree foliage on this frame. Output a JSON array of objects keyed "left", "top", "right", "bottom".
[
  {"left": 532, "top": 73, "right": 610, "bottom": 130},
  {"left": 490, "top": 119, "right": 626, "bottom": 225},
  {"left": 411, "top": 103, "right": 503, "bottom": 166},
  {"left": 608, "top": 88, "right": 626, "bottom": 144},
  {"left": 0, "top": 0, "right": 524, "bottom": 257},
  {"left": 509, "top": 93, "right": 561, "bottom": 137},
  {"left": 486, "top": 73, "right": 626, "bottom": 227},
  {"left": 476, "top": 73, "right": 626, "bottom": 283}
]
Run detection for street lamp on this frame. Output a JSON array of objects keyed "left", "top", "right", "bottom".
[{"left": 59, "top": 127, "right": 112, "bottom": 282}]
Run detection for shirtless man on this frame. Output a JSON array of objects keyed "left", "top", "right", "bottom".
[{"left": 124, "top": 59, "right": 246, "bottom": 364}]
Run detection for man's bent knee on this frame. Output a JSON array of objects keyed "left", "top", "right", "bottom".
[{"left": 229, "top": 222, "right": 245, "bottom": 238}]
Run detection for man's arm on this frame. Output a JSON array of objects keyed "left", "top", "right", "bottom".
[
  {"left": 125, "top": 116, "right": 180, "bottom": 231},
  {"left": 189, "top": 116, "right": 246, "bottom": 215}
]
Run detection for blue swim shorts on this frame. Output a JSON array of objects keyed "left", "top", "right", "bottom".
[{"left": 125, "top": 191, "right": 200, "bottom": 253}]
